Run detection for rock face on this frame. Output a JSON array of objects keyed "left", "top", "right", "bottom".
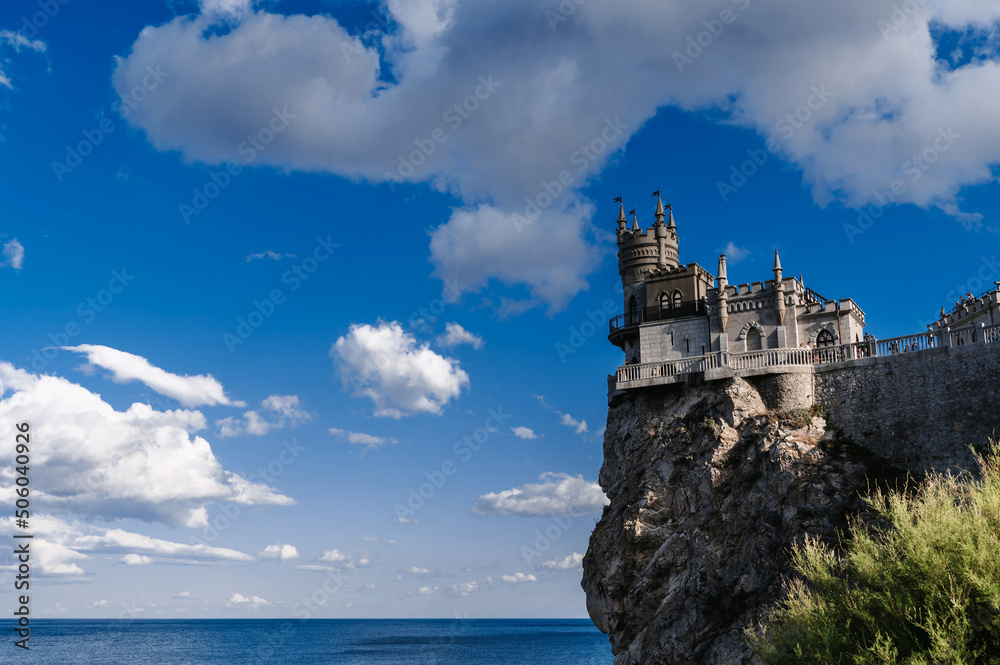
[{"left": 582, "top": 377, "right": 894, "bottom": 664}]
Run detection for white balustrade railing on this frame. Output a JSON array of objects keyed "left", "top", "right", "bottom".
[
  {"left": 612, "top": 324, "right": 992, "bottom": 388},
  {"left": 985, "top": 323, "right": 1000, "bottom": 345}
]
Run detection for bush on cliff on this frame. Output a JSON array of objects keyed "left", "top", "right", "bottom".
[{"left": 749, "top": 444, "right": 1000, "bottom": 664}]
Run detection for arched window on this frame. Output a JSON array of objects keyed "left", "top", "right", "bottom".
[
  {"left": 817, "top": 330, "right": 835, "bottom": 347},
  {"left": 628, "top": 296, "right": 639, "bottom": 325},
  {"left": 672, "top": 290, "right": 683, "bottom": 309},
  {"left": 746, "top": 327, "right": 763, "bottom": 351},
  {"left": 630, "top": 355, "right": 639, "bottom": 365},
  {"left": 659, "top": 292, "right": 670, "bottom": 310}
]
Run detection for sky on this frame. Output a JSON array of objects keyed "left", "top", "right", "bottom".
[{"left": 0, "top": 0, "right": 998, "bottom": 620}]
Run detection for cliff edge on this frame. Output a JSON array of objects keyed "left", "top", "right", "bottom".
[{"left": 581, "top": 377, "right": 894, "bottom": 664}]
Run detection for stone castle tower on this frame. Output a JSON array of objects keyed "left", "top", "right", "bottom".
[{"left": 611, "top": 194, "right": 867, "bottom": 366}]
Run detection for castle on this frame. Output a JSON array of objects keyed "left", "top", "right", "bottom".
[{"left": 609, "top": 194, "right": 1000, "bottom": 391}]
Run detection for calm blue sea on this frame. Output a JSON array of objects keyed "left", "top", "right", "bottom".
[{"left": 0, "top": 619, "right": 614, "bottom": 664}]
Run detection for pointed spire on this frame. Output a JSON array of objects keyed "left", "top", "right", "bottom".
[
  {"left": 630, "top": 209, "right": 639, "bottom": 232},
  {"left": 653, "top": 191, "right": 665, "bottom": 225},
  {"left": 666, "top": 204, "right": 676, "bottom": 230},
  {"left": 773, "top": 249, "right": 782, "bottom": 272},
  {"left": 617, "top": 202, "right": 626, "bottom": 224}
]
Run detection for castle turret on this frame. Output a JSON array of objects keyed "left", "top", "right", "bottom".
[
  {"left": 654, "top": 192, "right": 668, "bottom": 270},
  {"left": 717, "top": 254, "right": 729, "bottom": 331},
  {"left": 617, "top": 198, "right": 680, "bottom": 286},
  {"left": 773, "top": 249, "right": 786, "bottom": 325}
]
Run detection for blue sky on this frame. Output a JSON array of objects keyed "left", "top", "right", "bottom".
[{"left": 0, "top": 0, "right": 998, "bottom": 619}]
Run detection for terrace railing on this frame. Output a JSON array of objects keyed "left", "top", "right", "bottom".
[{"left": 612, "top": 324, "right": 997, "bottom": 389}]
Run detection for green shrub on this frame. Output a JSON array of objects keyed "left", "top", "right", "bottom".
[
  {"left": 775, "top": 408, "right": 815, "bottom": 429},
  {"left": 748, "top": 443, "right": 1000, "bottom": 664}
]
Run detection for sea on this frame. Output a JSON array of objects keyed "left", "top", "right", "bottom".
[{"left": 0, "top": 619, "right": 614, "bottom": 664}]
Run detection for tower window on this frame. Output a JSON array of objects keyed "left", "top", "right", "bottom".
[
  {"left": 672, "top": 290, "right": 683, "bottom": 309},
  {"left": 628, "top": 296, "right": 639, "bottom": 325},
  {"left": 817, "top": 330, "right": 835, "bottom": 347}
]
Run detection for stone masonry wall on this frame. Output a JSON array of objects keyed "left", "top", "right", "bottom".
[{"left": 813, "top": 343, "right": 1000, "bottom": 473}]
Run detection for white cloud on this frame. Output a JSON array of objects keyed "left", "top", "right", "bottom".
[
  {"left": 501, "top": 572, "right": 537, "bottom": 583},
  {"left": 719, "top": 242, "right": 749, "bottom": 264},
  {"left": 227, "top": 592, "right": 269, "bottom": 609},
  {"left": 92, "top": 600, "right": 109, "bottom": 607},
  {"left": 1, "top": 239, "right": 24, "bottom": 270},
  {"left": 257, "top": 543, "right": 300, "bottom": 562},
  {"left": 112, "top": 1, "right": 1000, "bottom": 311},
  {"left": 0, "top": 363, "right": 293, "bottom": 527},
  {"left": 318, "top": 549, "right": 350, "bottom": 563},
  {"left": 0, "top": 514, "right": 256, "bottom": 578},
  {"left": 177, "top": 592, "right": 191, "bottom": 598},
  {"left": 329, "top": 428, "right": 400, "bottom": 455},
  {"left": 62, "top": 345, "right": 244, "bottom": 407},
  {"left": 409, "top": 586, "right": 438, "bottom": 597},
  {"left": 473, "top": 472, "right": 608, "bottom": 517},
  {"left": 536, "top": 395, "right": 587, "bottom": 436},
  {"left": 332, "top": 322, "right": 468, "bottom": 418},
  {"left": 261, "top": 394, "right": 309, "bottom": 421},
  {"left": 76, "top": 527, "right": 255, "bottom": 562},
  {"left": 122, "top": 554, "right": 153, "bottom": 565},
  {"left": 216, "top": 411, "right": 273, "bottom": 438},
  {"left": 539, "top": 552, "right": 584, "bottom": 571},
  {"left": 246, "top": 250, "right": 295, "bottom": 262},
  {"left": 559, "top": 413, "right": 587, "bottom": 435},
  {"left": 448, "top": 581, "right": 479, "bottom": 596},
  {"left": 436, "top": 322, "right": 484, "bottom": 350},
  {"left": 217, "top": 394, "right": 310, "bottom": 438},
  {"left": 0, "top": 30, "right": 46, "bottom": 89},
  {"left": 408, "top": 566, "right": 432, "bottom": 575},
  {"left": 512, "top": 426, "right": 538, "bottom": 439}
]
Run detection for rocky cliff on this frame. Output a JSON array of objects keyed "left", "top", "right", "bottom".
[{"left": 581, "top": 377, "right": 900, "bottom": 664}]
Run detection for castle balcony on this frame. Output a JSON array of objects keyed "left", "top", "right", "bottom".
[
  {"left": 608, "top": 300, "right": 708, "bottom": 343},
  {"left": 608, "top": 322, "right": 1000, "bottom": 396}
]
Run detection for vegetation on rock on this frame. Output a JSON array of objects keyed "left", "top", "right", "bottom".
[{"left": 750, "top": 443, "right": 1000, "bottom": 664}]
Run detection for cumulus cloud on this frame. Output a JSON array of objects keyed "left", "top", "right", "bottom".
[
  {"left": 448, "top": 581, "right": 479, "bottom": 597},
  {"left": 329, "top": 428, "right": 400, "bottom": 455},
  {"left": 122, "top": 554, "right": 153, "bottom": 565},
  {"left": 227, "top": 592, "right": 269, "bottom": 609},
  {"left": 559, "top": 413, "right": 588, "bottom": 435},
  {"left": 0, "top": 362, "right": 293, "bottom": 527},
  {"left": 112, "top": 1, "right": 1000, "bottom": 310},
  {"left": 258, "top": 543, "right": 300, "bottom": 562},
  {"left": 512, "top": 426, "right": 538, "bottom": 440},
  {"left": 303, "top": 548, "right": 375, "bottom": 571},
  {"left": 332, "top": 322, "right": 468, "bottom": 418},
  {"left": 62, "top": 345, "right": 244, "bottom": 407},
  {"left": 436, "top": 322, "right": 484, "bottom": 349},
  {"left": 539, "top": 552, "right": 584, "bottom": 571},
  {"left": 409, "top": 566, "right": 433, "bottom": 575},
  {"left": 473, "top": 472, "right": 608, "bottom": 517},
  {"left": 408, "top": 586, "right": 438, "bottom": 597},
  {"left": 1, "top": 239, "right": 24, "bottom": 270},
  {"left": 318, "top": 549, "right": 350, "bottom": 563},
  {"left": 217, "top": 394, "right": 310, "bottom": 437},
  {"left": 501, "top": 572, "right": 537, "bottom": 583}
]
